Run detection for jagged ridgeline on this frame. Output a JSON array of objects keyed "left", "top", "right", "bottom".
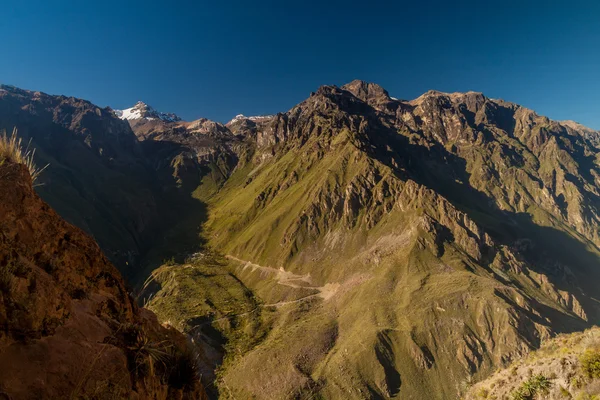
[
  {"left": 1, "top": 80, "right": 599, "bottom": 399},
  {"left": 193, "top": 81, "right": 600, "bottom": 399}
]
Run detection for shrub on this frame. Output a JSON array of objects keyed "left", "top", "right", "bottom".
[
  {"left": 511, "top": 374, "right": 551, "bottom": 400},
  {"left": 572, "top": 376, "right": 584, "bottom": 389},
  {"left": 477, "top": 387, "right": 489, "bottom": 398},
  {"left": 166, "top": 346, "right": 200, "bottom": 390},
  {"left": 0, "top": 128, "right": 48, "bottom": 183},
  {"left": 121, "top": 323, "right": 171, "bottom": 378},
  {"left": 559, "top": 385, "right": 571, "bottom": 398},
  {"left": 115, "top": 323, "right": 199, "bottom": 389},
  {"left": 580, "top": 349, "right": 600, "bottom": 379},
  {"left": 574, "top": 393, "right": 600, "bottom": 400}
]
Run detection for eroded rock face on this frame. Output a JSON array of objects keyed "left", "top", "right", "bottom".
[
  {"left": 342, "top": 79, "right": 392, "bottom": 109},
  {"left": 195, "top": 82, "right": 600, "bottom": 399},
  {"left": 0, "top": 161, "right": 206, "bottom": 400},
  {"left": 126, "top": 115, "right": 244, "bottom": 197}
]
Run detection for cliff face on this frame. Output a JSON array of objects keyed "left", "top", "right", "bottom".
[
  {"left": 130, "top": 116, "right": 243, "bottom": 194},
  {"left": 0, "top": 160, "right": 206, "bottom": 400}
]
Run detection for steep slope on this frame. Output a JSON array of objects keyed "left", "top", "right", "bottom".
[
  {"left": 119, "top": 110, "right": 247, "bottom": 276},
  {"left": 0, "top": 85, "right": 164, "bottom": 275},
  {"left": 3, "top": 81, "right": 599, "bottom": 399},
  {"left": 0, "top": 160, "right": 207, "bottom": 399},
  {"left": 129, "top": 115, "right": 242, "bottom": 195},
  {"left": 0, "top": 87, "right": 224, "bottom": 280},
  {"left": 466, "top": 327, "right": 600, "bottom": 399},
  {"left": 142, "top": 81, "right": 600, "bottom": 399}
]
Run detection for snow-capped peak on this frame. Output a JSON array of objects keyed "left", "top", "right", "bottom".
[
  {"left": 113, "top": 101, "right": 181, "bottom": 122},
  {"left": 227, "top": 114, "right": 274, "bottom": 125}
]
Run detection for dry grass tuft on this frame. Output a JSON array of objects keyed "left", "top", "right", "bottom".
[{"left": 0, "top": 128, "right": 48, "bottom": 184}]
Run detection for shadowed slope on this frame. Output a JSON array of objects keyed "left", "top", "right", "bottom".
[{"left": 0, "top": 160, "right": 207, "bottom": 399}]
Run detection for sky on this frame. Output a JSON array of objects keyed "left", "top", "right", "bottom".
[{"left": 1, "top": 0, "right": 599, "bottom": 128}]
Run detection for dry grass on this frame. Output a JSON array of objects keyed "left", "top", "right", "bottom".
[
  {"left": 0, "top": 128, "right": 48, "bottom": 183},
  {"left": 466, "top": 327, "right": 600, "bottom": 400}
]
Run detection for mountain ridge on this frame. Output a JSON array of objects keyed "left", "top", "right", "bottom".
[
  {"left": 4, "top": 81, "right": 598, "bottom": 133},
  {"left": 1, "top": 80, "right": 600, "bottom": 399},
  {"left": 136, "top": 80, "right": 600, "bottom": 398}
]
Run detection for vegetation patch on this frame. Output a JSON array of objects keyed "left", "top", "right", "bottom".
[
  {"left": 581, "top": 350, "right": 600, "bottom": 379},
  {"left": 0, "top": 128, "right": 47, "bottom": 183},
  {"left": 143, "top": 251, "right": 271, "bottom": 393},
  {"left": 107, "top": 322, "right": 201, "bottom": 390},
  {"left": 511, "top": 374, "right": 551, "bottom": 400},
  {"left": 467, "top": 328, "right": 600, "bottom": 400}
]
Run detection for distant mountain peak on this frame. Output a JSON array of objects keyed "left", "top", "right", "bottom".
[
  {"left": 342, "top": 80, "right": 390, "bottom": 103},
  {"left": 560, "top": 119, "right": 598, "bottom": 134},
  {"left": 412, "top": 89, "right": 486, "bottom": 102},
  {"left": 113, "top": 101, "right": 181, "bottom": 122},
  {"left": 226, "top": 114, "right": 275, "bottom": 125}
]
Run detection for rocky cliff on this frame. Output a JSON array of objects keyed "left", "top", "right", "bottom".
[{"left": 0, "top": 160, "right": 207, "bottom": 399}]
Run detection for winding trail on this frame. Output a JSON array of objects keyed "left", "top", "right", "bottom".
[
  {"left": 189, "top": 256, "right": 340, "bottom": 330},
  {"left": 225, "top": 255, "right": 339, "bottom": 302}
]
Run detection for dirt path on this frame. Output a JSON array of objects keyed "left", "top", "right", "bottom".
[
  {"left": 225, "top": 255, "right": 339, "bottom": 301},
  {"left": 180, "top": 256, "right": 341, "bottom": 331}
]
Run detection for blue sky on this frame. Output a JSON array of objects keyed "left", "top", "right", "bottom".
[{"left": 1, "top": 0, "right": 599, "bottom": 128}]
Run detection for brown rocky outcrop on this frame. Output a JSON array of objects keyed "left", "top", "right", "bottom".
[{"left": 0, "top": 160, "right": 206, "bottom": 400}]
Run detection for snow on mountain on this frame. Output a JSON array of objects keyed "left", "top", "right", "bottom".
[
  {"left": 114, "top": 106, "right": 143, "bottom": 120},
  {"left": 113, "top": 101, "right": 181, "bottom": 122},
  {"left": 227, "top": 114, "right": 274, "bottom": 125},
  {"left": 113, "top": 103, "right": 277, "bottom": 127}
]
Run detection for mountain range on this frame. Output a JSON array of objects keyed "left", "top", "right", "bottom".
[{"left": 1, "top": 80, "right": 599, "bottom": 399}]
